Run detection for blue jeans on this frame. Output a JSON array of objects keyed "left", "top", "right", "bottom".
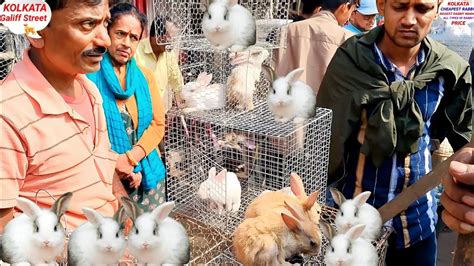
[{"left": 385, "top": 232, "right": 437, "bottom": 266}]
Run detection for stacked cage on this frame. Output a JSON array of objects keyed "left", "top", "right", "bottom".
[
  {"left": 0, "top": 26, "right": 28, "bottom": 82},
  {"left": 156, "top": 0, "right": 391, "bottom": 264}
]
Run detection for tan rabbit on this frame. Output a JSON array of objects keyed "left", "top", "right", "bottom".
[
  {"left": 233, "top": 200, "right": 322, "bottom": 265},
  {"left": 245, "top": 173, "right": 322, "bottom": 224}
]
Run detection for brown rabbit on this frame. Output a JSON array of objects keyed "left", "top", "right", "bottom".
[
  {"left": 233, "top": 200, "right": 322, "bottom": 265},
  {"left": 245, "top": 173, "right": 322, "bottom": 224}
]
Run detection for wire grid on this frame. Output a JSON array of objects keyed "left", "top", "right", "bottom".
[
  {"left": 152, "top": 0, "right": 290, "bottom": 48},
  {"left": 204, "top": 206, "right": 393, "bottom": 265},
  {"left": 0, "top": 26, "right": 28, "bottom": 83},
  {"left": 165, "top": 106, "right": 332, "bottom": 239},
  {"left": 169, "top": 43, "right": 275, "bottom": 117}
]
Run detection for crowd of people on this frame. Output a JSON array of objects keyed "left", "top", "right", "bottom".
[{"left": 0, "top": 0, "right": 473, "bottom": 265}]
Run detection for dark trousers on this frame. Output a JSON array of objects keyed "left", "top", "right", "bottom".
[{"left": 386, "top": 232, "right": 437, "bottom": 266}]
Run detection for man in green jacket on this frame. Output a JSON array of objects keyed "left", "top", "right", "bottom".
[{"left": 317, "top": 0, "right": 472, "bottom": 265}]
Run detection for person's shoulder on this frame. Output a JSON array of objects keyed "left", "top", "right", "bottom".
[{"left": 1, "top": 72, "right": 41, "bottom": 131}]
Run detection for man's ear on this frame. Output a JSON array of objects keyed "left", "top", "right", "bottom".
[
  {"left": 376, "top": 0, "right": 385, "bottom": 17},
  {"left": 27, "top": 31, "right": 45, "bottom": 48}
]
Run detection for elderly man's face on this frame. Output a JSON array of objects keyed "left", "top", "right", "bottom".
[
  {"left": 39, "top": 0, "right": 111, "bottom": 75},
  {"left": 377, "top": 0, "right": 440, "bottom": 48}
]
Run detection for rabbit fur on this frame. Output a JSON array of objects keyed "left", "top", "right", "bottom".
[
  {"left": 121, "top": 198, "right": 190, "bottom": 265},
  {"left": 201, "top": 0, "right": 256, "bottom": 52},
  {"left": 197, "top": 167, "right": 242, "bottom": 214},
  {"left": 321, "top": 222, "right": 378, "bottom": 266},
  {"left": 181, "top": 72, "right": 225, "bottom": 113},
  {"left": 331, "top": 188, "right": 383, "bottom": 241},
  {"left": 1, "top": 192, "right": 72, "bottom": 265}
]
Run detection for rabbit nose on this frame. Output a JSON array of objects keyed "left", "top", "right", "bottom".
[
  {"left": 143, "top": 243, "right": 149, "bottom": 249},
  {"left": 43, "top": 240, "right": 50, "bottom": 246},
  {"left": 106, "top": 246, "right": 112, "bottom": 251},
  {"left": 214, "top": 26, "right": 221, "bottom": 32}
]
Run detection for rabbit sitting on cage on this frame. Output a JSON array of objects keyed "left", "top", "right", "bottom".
[
  {"left": 226, "top": 48, "right": 270, "bottom": 111},
  {"left": 180, "top": 72, "right": 226, "bottom": 113},
  {"left": 201, "top": 0, "right": 256, "bottom": 52},
  {"left": 233, "top": 199, "right": 322, "bottom": 265},
  {"left": 197, "top": 167, "right": 242, "bottom": 214}
]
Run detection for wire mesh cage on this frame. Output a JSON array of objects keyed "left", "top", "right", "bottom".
[
  {"left": 165, "top": 105, "right": 333, "bottom": 261},
  {"left": 151, "top": 0, "right": 290, "bottom": 49},
  {"left": 169, "top": 42, "right": 276, "bottom": 119},
  {"left": 0, "top": 26, "right": 28, "bottom": 83}
]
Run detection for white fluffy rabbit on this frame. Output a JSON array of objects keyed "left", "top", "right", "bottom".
[
  {"left": 121, "top": 198, "right": 190, "bottom": 265},
  {"left": 67, "top": 207, "right": 128, "bottom": 266},
  {"left": 331, "top": 188, "right": 383, "bottom": 241},
  {"left": 1, "top": 192, "right": 73, "bottom": 265},
  {"left": 197, "top": 167, "right": 242, "bottom": 214},
  {"left": 321, "top": 222, "right": 378, "bottom": 266},
  {"left": 201, "top": 0, "right": 256, "bottom": 52},
  {"left": 181, "top": 72, "right": 226, "bottom": 113},
  {"left": 265, "top": 67, "right": 316, "bottom": 123},
  {"left": 227, "top": 48, "right": 270, "bottom": 111}
]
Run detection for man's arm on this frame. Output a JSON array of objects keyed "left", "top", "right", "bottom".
[{"left": 0, "top": 208, "right": 14, "bottom": 233}]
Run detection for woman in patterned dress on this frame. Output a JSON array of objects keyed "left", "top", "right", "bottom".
[{"left": 87, "top": 3, "right": 167, "bottom": 212}]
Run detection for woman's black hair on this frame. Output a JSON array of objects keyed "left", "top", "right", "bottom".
[{"left": 109, "top": 3, "right": 147, "bottom": 37}]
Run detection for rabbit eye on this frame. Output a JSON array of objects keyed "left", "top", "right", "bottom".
[
  {"left": 153, "top": 227, "right": 158, "bottom": 235},
  {"left": 135, "top": 228, "right": 139, "bottom": 234},
  {"left": 286, "top": 86, "right": 291, "bottom": 95},
  {"left": 272, "top": 88, "right": 276, "bottom": 94},
  {"left": 331, "top": 246, "right": 335, "bottom": 252},
  {"left": 54, "top": 224, "right": 58, "bottom": 232},
  {"left": 347, "top": 243, "right": 352, "bottom": 253},
  {"left": 116, "top": 232, "right": 119, "bottom": 238},
  {"left": 208, "top": 13, "right": 211, "bottom": 19},
  {"left": 341, "top": 211, "right": 344, "bottom": 216},
  {"left": 97, "top": 229, "right": 103, "bottom": 239},
  {"left": 310, "top": 241, "right": 316, "bottom": 247},
  {"left": 224, "top": 10, "right": 229, "bottom": 20}
]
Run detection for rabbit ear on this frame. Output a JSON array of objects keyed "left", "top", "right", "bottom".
[
  {"left": 346, "top": 224, "right": 366, "bottom": 240},
  {"left": 200, "top": 0, "right": 210, "bottom": 12},
  {"left": 82, "top": 208, "right": 104, "bottom": 226},
  {"left": 50, "top": 192, "right": 73, "bottom": 220},
  {"left": 290, "top": 172, "right": 307, "bottom": 199},
  {"left": 304, "top": 191, "right": 320, "bottom": 212},
  {"left": 114, "top": 206, "right": 128, "bottom": 225},
  {"left": 213, "top": 169, "right": 227, "bottom": 183},
  {"left": 208, "top": 167, "right": 217, "bottom": 179},
  {"left": 281, "top": 212, "right": 300, "bottom": 231},
  {"left": 120, "top": 196, "right": 139, "bottom": 222},
  {"left": 196, "top": 72, "right": 212, "bottom": 86},
  {"left": 16, "top": 197, "right": 41, "bottom": 218},
  {"left": 330, "top": 187, "right": 346, "bottom": 207},
  {"left": 262, "top": 64, "right": 276, "bottom": 82},
  {"left": 320, "top": 221, "right": 335, "bottom": 240},
  {"left": 284, "top": 200, "right": 303, "bottom": 220},
  {"left": 285, "top": 68, "right": 304, "bottom": 84},
  {"left": 353, "top": 191, "right": 371, "bottom": 208},
  {"left": 152, "top": 201, "right": 175, "bottom": 223}
]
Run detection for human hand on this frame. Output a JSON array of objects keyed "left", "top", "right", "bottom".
[
  {"left": 441, "top": 147, "right": 474, "bottom": 234},
  {"left": 116, "top": 154, "right": 134, "bottom": 178},
  {"left": 128, "top": 172, "right": 142, "bottom": 189}
]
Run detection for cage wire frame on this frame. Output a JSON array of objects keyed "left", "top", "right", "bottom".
[
  {"left": 0, "top": 26, "right": 29, "bottom": 83},
  {"left": 151, "top": 0, "right": 291, "bottom": 48},
  {"left": 165, "top": 104, "right": 334, "bottom": 263}
]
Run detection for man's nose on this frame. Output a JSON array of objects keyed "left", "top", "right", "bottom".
[
  {"left": 401, "top": 9, "right": 417, "bottom": 26},
  {"left": 96, "top": 24, "right": 111, "bottom": 48}
]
